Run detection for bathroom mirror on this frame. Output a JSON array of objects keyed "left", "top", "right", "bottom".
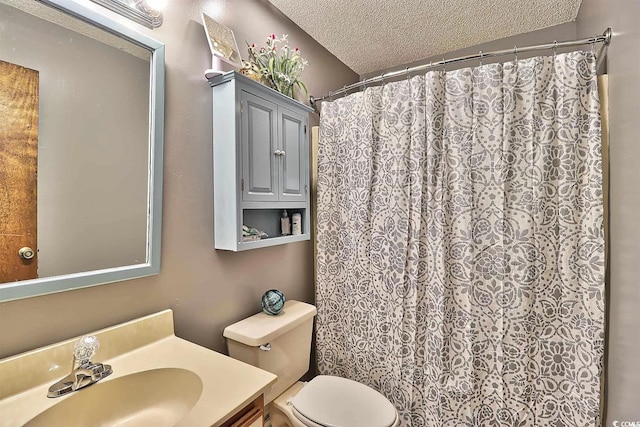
[{"left": 0, "top": 0, "right": 164, "bottom": 302}]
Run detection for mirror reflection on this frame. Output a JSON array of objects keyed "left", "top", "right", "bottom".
[{"left": 0, "top": 0, "right": 164, "bottom": 299}]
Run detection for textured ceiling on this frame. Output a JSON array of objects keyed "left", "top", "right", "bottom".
[{"left": 267, "top": 0, "right": 582, "bottom": 75}]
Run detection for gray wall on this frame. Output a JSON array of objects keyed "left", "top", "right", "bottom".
[
  {"left": 576, "top": 0, "right": 640, "bottom": 424},
  {"left": 0, "top": 0, "right": 357, "bottom": 358},
  {"left": 0, "top": 2, "right": 150, "bottom": 278}
]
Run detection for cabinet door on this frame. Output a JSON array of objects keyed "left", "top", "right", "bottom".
[
  {"left": 241, "top": 91, "right": 278, "bottom": 202},
  {"left": 278, "top": 106, "right": 307, "bottom": 202},
  {"left": 221, "top": 394, "right": 264, "bottom": 427}
]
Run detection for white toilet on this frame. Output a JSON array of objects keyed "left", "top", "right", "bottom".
[{"left": 224, "top": 300, "right": 399, "bottom": 427}]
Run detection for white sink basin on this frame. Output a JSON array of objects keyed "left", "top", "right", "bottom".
[{"left": 25, "top": 368, "right": 203, "bottom": 427}]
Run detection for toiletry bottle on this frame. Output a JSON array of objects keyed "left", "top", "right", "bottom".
[
  {"left": 292, "top": 212, "right": 302, "bottom": 235},
  {"left": 281, "top": 210, "right": 291, "bottom": 235}
]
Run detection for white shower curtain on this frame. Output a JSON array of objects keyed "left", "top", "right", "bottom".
[{"left": 316, "top": 51, "right": 605, "bottom": 426}]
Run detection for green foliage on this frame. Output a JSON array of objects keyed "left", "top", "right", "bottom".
[{"left": 246, "top": 34, "right": 308, "bottom": 99}]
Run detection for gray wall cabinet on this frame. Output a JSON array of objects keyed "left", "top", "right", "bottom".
[{"left": 209, "top": 72, "right": 313, "bottom": 251}]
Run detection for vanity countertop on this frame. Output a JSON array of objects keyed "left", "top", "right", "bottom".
[{"left": 0, "top": 310, "right": 277, "bottom": 427}]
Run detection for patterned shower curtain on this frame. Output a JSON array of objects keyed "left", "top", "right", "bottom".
[{"left": 316, "top": 51, "right": 605, "bottom": 426}]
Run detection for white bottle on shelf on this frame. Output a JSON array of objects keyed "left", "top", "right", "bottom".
[
  {"left": 281, "top": 210, "right": 291, "bottom": 235},
  {"left": 292, "top": 213, "right": 302, "bottom": 235}
]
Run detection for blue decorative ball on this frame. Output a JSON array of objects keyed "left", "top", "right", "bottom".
[{"left": 261, "top": 289, "right": 286, "bottom": 315}]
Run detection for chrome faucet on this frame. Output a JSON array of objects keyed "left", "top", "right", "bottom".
[{"left": 47, "top": 335, "right": 113, "bottom": 398}]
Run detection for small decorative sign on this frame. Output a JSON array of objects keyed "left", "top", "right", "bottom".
[{"left": 201, "top": 13, "right": 242, "bottom": 68}]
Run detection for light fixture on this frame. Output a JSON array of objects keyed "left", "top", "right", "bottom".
[
  {"left": 142, "top": 0, "right": 167, "bottom": 12},
  {"left": 89, "top": 0, "right": 166, "bottom": 28}
]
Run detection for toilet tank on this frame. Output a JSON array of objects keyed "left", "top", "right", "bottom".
[{"left": 223, "top": 300, "right": 317, "bottom": 404}]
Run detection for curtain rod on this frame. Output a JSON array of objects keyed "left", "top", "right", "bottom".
[{"left": 309, "top": 28, "right": 612, "bottom": 107}]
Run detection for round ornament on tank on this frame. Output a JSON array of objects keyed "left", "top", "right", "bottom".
[{"left": 261, "top": 289, "right": 286, "bottom": 315}]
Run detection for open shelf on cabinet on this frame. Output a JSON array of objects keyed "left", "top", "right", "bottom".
[{"left": 238, "top": 208, "right": 309, "bottom": 251}]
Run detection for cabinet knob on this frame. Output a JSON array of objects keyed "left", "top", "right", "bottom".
[
  {"left": 19, "top": 247, "right": 35, "bottom": 260},
  {"left": 274, "top": 150, "right": 286, "bottom": 156}
]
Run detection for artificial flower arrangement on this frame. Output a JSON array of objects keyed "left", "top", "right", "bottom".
[{"left": 244, "top": 33, "right": 308, "bottom": 99}]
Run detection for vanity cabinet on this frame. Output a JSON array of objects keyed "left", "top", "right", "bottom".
[
  {"left": 221, "top": 394, "right": 264, "bottom": 427},
  {"left": 208, "top": 71, "right": 313, "bottom": 251}
]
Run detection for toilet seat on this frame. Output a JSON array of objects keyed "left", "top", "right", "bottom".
[{"left": 290, "top": 375, "right": 398, "bottom": 427}]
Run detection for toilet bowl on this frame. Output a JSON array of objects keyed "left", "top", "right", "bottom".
[
  {"left": 223, "top": 301, "right": 399, "bottom": 427},
  {"left": 270, "top": 376, "right": 399, "bottom": 427}
]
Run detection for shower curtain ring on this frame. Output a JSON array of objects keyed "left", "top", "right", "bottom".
[
  {"left": 442, "top": 58, "right": 446, "bottom": 74},
  {"left": 328, "top": 90, "right": 333, "bottom": 101},
  {"left": 405, "top": 67, "right": 410, "bottom": 81},
  {"left": 380, "top": 72, "right": 386, "bottom": 86},
  {"left": 513, "top": 45, "right": 518, "bottom": 62},
  {"left": 479, "top": 50, "right": 483, "bottom": 66},
  {"left": 590, "top": 37, "right": 596, "bottom": 55},
  {"left": 553, "top": 40, "right": 558, "bottom": 60}
]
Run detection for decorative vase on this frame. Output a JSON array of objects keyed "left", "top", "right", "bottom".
[
  {"left": 239, "top": 62, "right": 296, "bottom": 99},
  {"left": 280, "top": 84, "right": 294, "bottom": 98},
  {"left": 261, "top": 289, "right": 286, "bottom": 315},
  {"left": 269, "top": 81, "right": 294, "bottom": 98}
]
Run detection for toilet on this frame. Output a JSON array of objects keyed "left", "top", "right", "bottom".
[{"left": 223, "top": 300, "right": 399, "bottom": 427}]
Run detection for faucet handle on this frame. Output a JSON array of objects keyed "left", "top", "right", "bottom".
[{"left": 73, "top": 335, "right": 100, "bottom": 364}]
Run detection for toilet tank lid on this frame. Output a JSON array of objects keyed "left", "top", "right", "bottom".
[{"left": 223, "top": 300, "right": 317, "bottom": 347}]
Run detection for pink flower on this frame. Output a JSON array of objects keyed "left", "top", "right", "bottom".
[
  {"left": 295, "top": 47, "right": 300, "bottom": 53},
  {"left": 270, "top": 33, "right": 276, "bottom": 40},
  {"left": 251, "top": 43, "right": 255, "bottom": 48}
]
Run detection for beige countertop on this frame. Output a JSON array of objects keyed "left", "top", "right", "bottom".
[{"left": 0, "top": 310, "right": 277, "bottom": 427}]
